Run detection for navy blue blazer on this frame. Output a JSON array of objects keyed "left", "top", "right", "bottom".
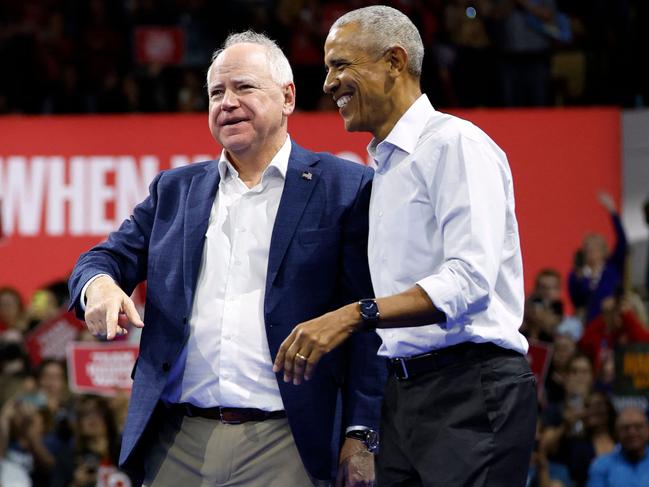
[{"left": 68, "top": 142, "right": 386, "bottom": 481}]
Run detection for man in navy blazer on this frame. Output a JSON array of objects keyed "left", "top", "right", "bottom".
[{"left": 68, "top": 31, "right": 385, "bottom": 486}]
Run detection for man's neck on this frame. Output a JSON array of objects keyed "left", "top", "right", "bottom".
[
  {"left": 226, "top": 137, "right": 286, "bottom": 188},
  {"left": 373, "top": 82, "right": 422, "bottom": 142}
]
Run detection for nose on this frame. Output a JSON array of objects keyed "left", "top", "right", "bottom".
[
  {"left": 221, "top": 89, "right": 239, "bottom": 111},
  {"left": 323, "top": 70, "right": 338, "bottom": 95}
]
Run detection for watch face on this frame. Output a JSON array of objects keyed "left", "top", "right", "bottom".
[
  {"left": 360, "top": 299, "right": 379, "bottom": 320},
  {"left": 366, "top": 430, "right": 379, "bottom": 451}
]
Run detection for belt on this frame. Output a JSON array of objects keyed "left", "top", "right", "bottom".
[
  {"left": 169, "top": 403, "right": 286, "bottom": 424},
  {"left": 387, "top": 342, "right": 520, "bottom": 381}
]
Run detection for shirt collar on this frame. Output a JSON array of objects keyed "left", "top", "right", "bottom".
[
  {"left": 367, "top": 94, "right": 434, "bottom": 169},
  {"left": 218, "top": 135, "right": 292, "bottom": 182}
]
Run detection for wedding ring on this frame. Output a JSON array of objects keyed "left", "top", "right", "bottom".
[{"left": 296, "top": 353, "right": 308, "bottom": 362}]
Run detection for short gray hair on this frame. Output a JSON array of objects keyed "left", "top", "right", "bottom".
[
  {"left": 330, "top": 6, "right": 424, "bottom": 77},
  {"left": 207, "top": 31, "right": 293, "bottom": 87}
]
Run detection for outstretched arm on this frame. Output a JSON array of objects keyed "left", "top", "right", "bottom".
[{"left": 68, "top": 172, "right": 163, "bottom": 338}]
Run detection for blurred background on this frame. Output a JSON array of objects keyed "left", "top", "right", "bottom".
[
  {"left": 1, "top": 1, "right": 649, "bottom": 487},
  {"left": 0, "top": 0, "right": 647, "bottom": 113}
]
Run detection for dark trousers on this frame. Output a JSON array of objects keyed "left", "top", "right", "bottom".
[{"left": 376, "top": 345, "right": 537, "bottom": 487}]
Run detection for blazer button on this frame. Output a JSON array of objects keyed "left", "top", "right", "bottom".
[
  {"left": 162, "top": 362, "right": 170, "bottom": 372},
  {"left": 182, "top": 317, "right": 188, "bottom": 324}
]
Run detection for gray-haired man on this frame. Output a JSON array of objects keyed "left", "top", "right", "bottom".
[
  {"left": 275, "top": 6, "right": 537, "bottom": 486},
  {"left": 70, "top": 31, "right": 385, "bottom": 487}
]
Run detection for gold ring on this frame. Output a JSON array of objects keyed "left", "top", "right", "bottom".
[{"left": 296, "top": 353, "right": 308, "bottom": 362}]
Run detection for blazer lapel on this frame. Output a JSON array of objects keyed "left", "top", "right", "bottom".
[
  {"left": 183, "top": 163, "right": 220, "bottom": 312},
  {"left": 266, "top": 143, "right": 320, "bottom": 292}
]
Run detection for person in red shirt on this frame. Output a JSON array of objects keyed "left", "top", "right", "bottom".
[{"left": 578, "top": 288, "right": 649, "bottom": 373}]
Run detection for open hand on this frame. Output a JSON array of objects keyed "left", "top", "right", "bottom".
[{"left": 272, "top": 304, "right": 359, "bottom": 385}]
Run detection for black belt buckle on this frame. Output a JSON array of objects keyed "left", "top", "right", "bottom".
[
  {"left": 390, "top": 356, "right": 414, "bottom": 380},
  {"left": 395, "top": 357, "right": 409, "bottom": 380},
  {"left": 219, "top": 407, "right": 243, "bottom": 425}
]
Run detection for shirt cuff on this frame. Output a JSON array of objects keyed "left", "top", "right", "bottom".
[
  {"left": 415, "top": 275, "right": 459, "bottom": 324},
  {"left": 80, "top": 274, "right": 113, "bottom": 311},
  {"left": 345, "top": 425, "right": 370, "bottom": 434}
]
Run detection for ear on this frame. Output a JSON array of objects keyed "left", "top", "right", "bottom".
[
  {"left": 385, "top": 45, "right": 409, "bottom": 77},
  {"left": 282, "top": 82, "right": 296, "bottom": 116}
]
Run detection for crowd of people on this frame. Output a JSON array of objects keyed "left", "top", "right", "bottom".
[
  {"left": 2, "top": 2, "right": 649, "bottom": 487},
  {"left": 2, "top": 194, "right": 648, "bottom": 487},
  {"left": 0, "top": 280, "right": 135, "bottom": 486},
  {"left": 0, "top": 0, "right": 647, "bottom": 114},
  {"left": 520, "top": 193, "right": 649, "bottom": 486}
]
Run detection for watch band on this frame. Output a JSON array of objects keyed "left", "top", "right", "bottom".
[{"left": 345, "top": 428, "right": 379, "bottom": 453}]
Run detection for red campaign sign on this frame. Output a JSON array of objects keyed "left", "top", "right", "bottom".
[
  {"left": 527, "top": 340, "right": 552, "bottom": 393},
  {"left": 25, "top": 310, "right": 86, "bottom": 366},
  {"left": 134, "top": 26, "right": 184, "bottom": 65},
  {"left": 67, "top": 342, "right": 139, "bottom": 396}
]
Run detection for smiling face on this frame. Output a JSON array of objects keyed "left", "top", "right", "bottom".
[
  {"left": 323, "top": 23, "right": 399, "bottom": 140},
  {"left": 207, "top": 43, "right": 295, "bottom": 165}
]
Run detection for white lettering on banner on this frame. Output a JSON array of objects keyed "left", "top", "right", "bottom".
[
  {"left": 46, "top": 157, "right": 86, "bottom": 235},
  {"left": 37, "top": 320, "right": 79, "bottom": 360},
  {"left": 89, "top": 157, "right": 116, "bottom": 234},
  {"left": 0, "top": 152, "right": 364, "bottom": 237},
  {"left": 85, "top": 351, "right": 135, "bottom": 388},
  {"left": 0, "top": 154, "right": 217, "bottom": 237},
  {"left": 115, "top": 156, "right": 159, "bottom": 224},
  {"left": 0, "top": 156, "right": 47, "bottom": 235}
]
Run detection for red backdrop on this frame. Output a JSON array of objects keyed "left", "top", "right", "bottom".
[{"left": 0, "top": 109, "right": 620, "bottom": 306}]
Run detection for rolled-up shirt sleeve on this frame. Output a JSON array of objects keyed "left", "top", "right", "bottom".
[{"left": 416, "top": 133, "right": 508, "bottom": 323}]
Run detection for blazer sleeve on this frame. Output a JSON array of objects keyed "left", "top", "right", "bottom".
[
  {"left": 68, "top": 172, "right": 162, "bottom": 319},
  {"left": 338, "top": 166, "right": 387, "bottom": 430}
]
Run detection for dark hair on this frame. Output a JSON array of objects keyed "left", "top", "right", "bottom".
[
  {"left": 585, "top": 391, "right": 617, "bottom": 436},
  {"left": 36, "top": 358, "right": 67, "bottom": 380},
  {"left": 74, "top": 395, "right": 120, "bottom": 463},
  {"left": 0, "top": 341, "right": 31, "bottom": 375},
  {"left": 535, "top": 268, "right": 561, "bottom": 285}
]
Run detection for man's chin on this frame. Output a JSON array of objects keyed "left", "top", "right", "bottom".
[
  {"left": 218, "top": 135, "right": 253, "bottom": 154},
  {"left": 342, "top": 117, "right": 362, "bottom": 133}
]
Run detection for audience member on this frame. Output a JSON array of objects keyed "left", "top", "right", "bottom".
[
  {"left": 579, "top": 289, "right": 649, "bottom": 374},
  {"left": 0, "top": 287, "right": 29, "bottom": 333},
  {"left": 51, "top": 395, "right": 132, "bottom": 487},
  {"left": 528, "top": 416, "right": 574, "bottom": 487},
  {"left": 586, "top": 406, "right": 649, "bottom": 487},
  {"left": 552, "top": 391, "right": 617, "bottom": 487},
  {"left": 569, "top": 192, "right": 627, "bottom": 324},
  {"left": 545, "top": 333, "right": 577, "bottom": 404},
  {"left": 543, "top": 354, "right": 594, "bottom": 453},
  {"left": 0, "top": 385, "right": 56, "bottom": 486}
]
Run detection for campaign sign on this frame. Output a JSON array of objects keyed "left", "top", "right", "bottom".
[
  {"left": 614, "top": 343, "right": 649, "bottom": 395},
  {"left": 67, "top": 342, "right": 139, "bottom": 396},
  {"left": 134, "top": 27, "right": 184, "bottom": 65},
  {"left": 527, "top": 340, "right": 552, "bottom": 393},
  {"left": 25, "top": 310, "right": 86, "bottom": 365}
]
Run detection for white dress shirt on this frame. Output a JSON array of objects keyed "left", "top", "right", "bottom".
[
  {"left": 160, "top": 136, "right": 292, "bottom": 410},
  {"left": 368, "top": 95, "right": 528, "bottom": 358}
]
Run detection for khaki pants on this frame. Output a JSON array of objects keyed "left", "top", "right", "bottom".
[{"left": 142, "top": 409, "right": 330, "bottom": 487}]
